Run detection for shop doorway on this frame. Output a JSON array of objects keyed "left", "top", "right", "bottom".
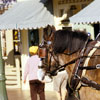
[
  {"left": 93, "top": 24, "right": 100, "bottom": 39},
  {"left": 28, "top": 29, "right": 39, "bottom": 47}
]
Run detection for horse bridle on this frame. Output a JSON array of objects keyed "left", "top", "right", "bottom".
[
  {"left": 39, "top": 40, "right": 62, "bottom": 75},
  {"left": 39, "top": 37, "right": 82, "bottom": 76},
  {"left": 39, "top": 39, "right": 90, "bottom": 76}
]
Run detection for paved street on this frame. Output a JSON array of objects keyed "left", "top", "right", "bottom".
[{"left": 7, "top": 89, "right": 58, "bottom": 100}]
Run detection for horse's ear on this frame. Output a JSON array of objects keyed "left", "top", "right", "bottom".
[
  {"left": 47, "top": 25, "right": 56, "bottom": 37},
  {"left": 43, "top": 32, "right": 47, "bottom": 41},
  {"left": 49, "top": 26, "right": 56, "bottom": 41},
  {"left": 43, "top": 25, "right": 56, "bottom": 41},
  {"left": 43, "top": 26, "right": 49, "bottom": 41}
]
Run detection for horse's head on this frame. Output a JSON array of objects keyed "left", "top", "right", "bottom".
[
  {"left": 38, "top": 28, "right": 89, "bottom": 83},
  {"left": 38, "top": 25, "right": 60, "bottom": 82}
]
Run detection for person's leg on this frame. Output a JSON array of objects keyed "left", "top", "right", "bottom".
[
  {"left": 39, "top": 90, "right": 45, "bottom": 100},
  {"left": 37, "top": 81, "right": 45, "bottom": 100},
  {"left": 29, "top": 80, "right": 37, "bottom": 100}
]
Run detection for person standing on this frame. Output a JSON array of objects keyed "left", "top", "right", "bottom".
[{"left": 23, "top": 46, "right": 45, "bottom": 100}]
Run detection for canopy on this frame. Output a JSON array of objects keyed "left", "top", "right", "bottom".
[
  {"left": 69, "top": 0, "right": 100, "bottom": 24},
  {"left": 0, "top": 0, "right": 54, "bottom": 30}
]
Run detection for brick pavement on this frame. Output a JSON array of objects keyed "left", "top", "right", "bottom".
[{"left": 7, "top": 89, "right": 58, "bottom": 100}]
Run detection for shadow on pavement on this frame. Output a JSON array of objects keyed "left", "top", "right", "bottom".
[{"left": 7, "top": 88, "right": 58, "bottom": 100}]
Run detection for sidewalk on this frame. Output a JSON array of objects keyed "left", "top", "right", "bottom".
[{"left": 7, "top": 88, "right": 58, "bottom": 100}]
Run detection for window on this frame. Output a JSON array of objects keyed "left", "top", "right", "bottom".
[
  {"left": 62, "top": 27, "right": 72, "bottom": 31},
  {"left": 59, "top": 9, "right": 64, "bottom": 17},
  {"left": 81, "top": 4, "right": 87, "bottom": 9}
]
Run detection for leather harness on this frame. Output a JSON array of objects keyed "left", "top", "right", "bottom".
[
  {"left": 67, "top": 41, "right": 100, "bottom": 100},
  {"left": 39, "top": 39, "right": 100, "bottom": 100}
]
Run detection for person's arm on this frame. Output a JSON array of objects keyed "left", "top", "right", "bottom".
[
  {"left": 23, "top": 59, "right": 29, "bottom": 83},
  {"left": 38, "top": 58, "right": 42, "bottom": 67}
]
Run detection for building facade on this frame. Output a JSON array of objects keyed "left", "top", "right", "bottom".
[
  {"left": 0, "top": 0, "right": 94, "bottom": 90},
  {"left": 53, "top": 0, "right": 93, "bottom": 32}
]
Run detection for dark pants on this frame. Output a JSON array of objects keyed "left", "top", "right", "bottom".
[{"left": 29, "top": 80, "right": 45, "bottom": 100}]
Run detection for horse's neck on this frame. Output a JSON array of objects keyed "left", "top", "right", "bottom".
[{"left": 59, "top": 52, "right": 79, "bottom": 78}]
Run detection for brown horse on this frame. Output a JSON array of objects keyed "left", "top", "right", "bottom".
[{"left": 39, "top": 28, "right": 100, "bottom": 100}]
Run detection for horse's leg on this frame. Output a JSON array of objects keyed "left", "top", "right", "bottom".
[
  {"left": 61, "top": 88, "right": 67, "bottom": 100},
  {"left": 60, "top": 78, "right": 68, "bottom": 100},
  {"left": 56, "top": 91, "right": 62, "bottom": 100},
  {"left": 53, "top": 70, "right": 68, "bottom": 100},
  {"left": 55, "top": 89, "right": 67, "bottom": 100},
  {"left": 54, "top": 79, "right": 62, "bottom": 100},
  {"left": 58, "top": 73, "right": 68, "bottom": 100},
  {"left": 53, "top": 75, "right": 62, "bottom": 100}
]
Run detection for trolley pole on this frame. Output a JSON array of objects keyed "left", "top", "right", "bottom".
[{"left": 0, "top": 33, "right": 8, "bottom": 100}]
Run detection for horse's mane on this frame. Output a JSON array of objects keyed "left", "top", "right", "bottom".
[{"left": 53, "top": 29, "right": 89, "bottom": 54}]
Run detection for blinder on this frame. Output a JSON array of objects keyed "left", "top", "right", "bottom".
[
  {"left": 38, "top": 47, "right": 47, "bottom": 58},
  {"left": 38, "top": 40, "right": 52, "bottom": 58}
]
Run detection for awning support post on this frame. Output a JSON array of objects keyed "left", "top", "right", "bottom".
[{"left": 0, "top": 33, "right": 8, "bottom": 100}]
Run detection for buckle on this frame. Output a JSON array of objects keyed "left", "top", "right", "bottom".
[{"left": 96, "top": 64, "right": 100, "bottom": 69}]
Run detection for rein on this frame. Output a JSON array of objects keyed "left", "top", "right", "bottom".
[{"left": 49, "top": 55, "right": 100, "bottom": 76}]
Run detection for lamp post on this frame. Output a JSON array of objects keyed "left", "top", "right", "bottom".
[{"left": 0, "top": 33, "right": 8, "bottom": 100}]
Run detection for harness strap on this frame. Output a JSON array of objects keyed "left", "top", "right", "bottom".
[
  {"left": 82, "top": 41, "right": 100, "bottom": 76},
  {"left": 79, "top": 64, "right": 100, "bottom": 70},
  {"left": 49, "top": 54, "right": 100, "bottom": 76},
  {"left": 80, "top": 77, "right": 100, "bottom": 90},
  {"left": 69, "top": 41, "right": 100, "bottom": 92},
  {"left": 77, "top": 41, "right": 100, "bottom": 90}
]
